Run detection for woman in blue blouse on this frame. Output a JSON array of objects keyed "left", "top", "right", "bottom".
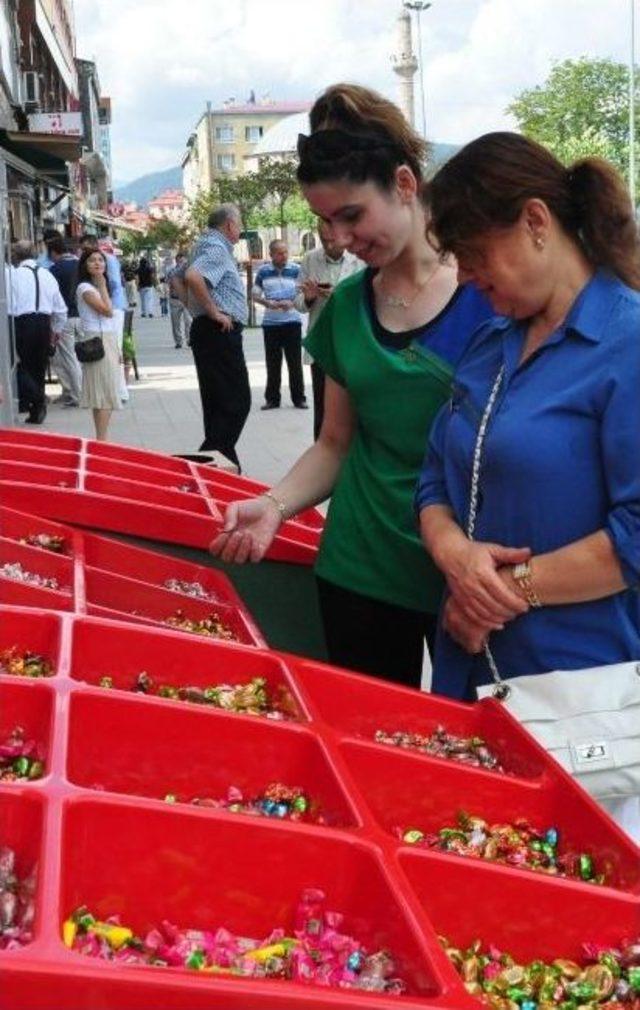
[{"left": 417, "top": 132, "right": 640, "bottom": 703}]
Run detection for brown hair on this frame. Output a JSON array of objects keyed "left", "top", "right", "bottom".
[
  {"left": 426, "top": 132, "right": 640, "bottom": 290},
  {"left": 298, "top": 83, "right": 428, "bottom": 188}
]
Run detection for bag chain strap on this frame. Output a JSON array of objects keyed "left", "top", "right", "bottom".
[{"left": 464, "top": 364, "right": 511, "bottom": 700}]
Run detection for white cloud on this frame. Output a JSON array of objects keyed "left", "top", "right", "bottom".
[{"left": 73, "top": 0, "right": 636, "bottom": 182}]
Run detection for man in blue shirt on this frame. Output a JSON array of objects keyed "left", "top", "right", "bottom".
[
  {"left": 252, "top": 240, "right": 307, "bottom": 410},
  {"left": 49, "top": 236, "right": 82, "bottom": 407},
  {"left": 184, "top": 204, "right": 251, "bottom": 472}
]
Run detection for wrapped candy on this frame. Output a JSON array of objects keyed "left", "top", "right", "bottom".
[
  {"left": 442, "top": 934, "right": 640, "bottom": 1008},
  {"left": 0, "top": 561, "right": 61, "bottom": 591},
  {"left": 164, "top": 783, "right": 323, "bottom": 823},
  {"left": 101, "top": 671, "right": 291, "bottom": 719},
  {"left": 374, "top": 726, "right": 503, "bottom": 771},
  {"left": 0, "top": 647, "right": 53, "bottom": 678},
  {"left": 63, "top": 889, "right": 406, "bottom": 994},
  {"left": 0, "top": 726, "right": 44, "bottom": 781},
  {"left": 163, "top": 609, "right": 237, "bottom": 640},
  {"left": 399, "top": 812, "right": 604, "bottom": 884},
  {"left": 18, "top": 533, "right": 66, "bottom": 554},
  {"left": 163, "top": 578, "right": 214, "bottom": 601},
  {"left": 0, "top": 846, "right": 36, "bottom": 949}
]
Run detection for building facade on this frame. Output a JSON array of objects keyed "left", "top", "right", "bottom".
[
  {"left": 182, "top": 96, "right": 309, "bottom": 200},
  {"left": 148, "top": 188, "right": 185, "bottom": 224}
]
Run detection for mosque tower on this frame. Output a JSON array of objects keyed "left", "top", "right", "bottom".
[{"left": 391, "top": 4, "right": 418, "bottom": 125}]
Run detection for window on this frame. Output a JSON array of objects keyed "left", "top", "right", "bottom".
[
  {"left": 215, "top": 125, "right": 234, "bottom": 143},
  {"left": 245, "top": 125, "right": 263, "bottom": 142},
  {"left": 216, "top": 153, "right": 236, "bottom": 172}
]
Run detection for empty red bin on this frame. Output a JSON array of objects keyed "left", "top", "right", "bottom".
[
  {"left": 83, "top": 474, "right": 213, "bottom": 515},
  {"left": 397, "top": 850, "right": 640, "bottom": 998},
  {"left": 67, "top": 692, "right": 359, "bottom": 829},
  {"left": 83, "top": 568, "right": 260, "bottom": 646},
  {"left": 0, "top": 430, "right": 82, "bottom": 453},
  {"left": 69, "top": 617, "right": 307, "bottom": 720},
  {"left": 88, "top": 441, "right": 191, "bottom": 474},
  {"left": 0, "top": 461, "right": 77, "bottom": 489},
  {"left": 340, "top": 740, "right": 640, "bottom": 894},
  {"left": 0, "top": 790, "right": 45, "bottom": 948},
  {"left": 292, "top": 661, "right": 547, "bottom": 781},
  {"left": 0, "top": 444, "right": 78, "bottom": 471},
  {"left": 58, "top": 798, "right": 442, "bottom": 1008},
  {"left": 81, "top": 534, "right": 239, "bottom": 607},
  {"left": 86, "top": 455, "right": 198, "bottom": 491},
  {"left": 0, "top": 610, "right": 62, "bottom": 678},
  {"left": 0, "top": 681, "right": 54, "bottom": 781}
]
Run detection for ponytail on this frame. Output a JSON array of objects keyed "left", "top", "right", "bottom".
[{"left": 568, "top": 158, "right": 640, "bottom": 290}]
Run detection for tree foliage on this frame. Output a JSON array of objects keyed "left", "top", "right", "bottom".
[{"left": 507, "top": 57, "right": 638, "bottom": 191}]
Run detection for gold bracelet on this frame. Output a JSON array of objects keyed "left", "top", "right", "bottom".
[
  {"left": 262, "top": 490, "right": 288, "bottom": 522},
  {"left": 512, "top": 561, "right": 542, "bottom": 608}
]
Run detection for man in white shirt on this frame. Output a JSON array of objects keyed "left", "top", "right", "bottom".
[
  {"left": 9, "top": 240, "right": 67, "bottom": 423},
  {"left": 294, "top": 223, "right": 363, "bottom": 439}
]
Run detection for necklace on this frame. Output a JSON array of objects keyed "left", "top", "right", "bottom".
[{"left": 379, "top": 260, "right": 441, "bottom": 310}]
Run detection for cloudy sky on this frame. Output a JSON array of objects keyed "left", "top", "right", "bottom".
[{"left": 73, "top": 0, "right": 635, "bottom": 184}]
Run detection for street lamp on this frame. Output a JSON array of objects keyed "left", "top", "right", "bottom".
[
  {"left": 404, "top": 1, "right": 432, "bottom": 139},
  {"left": 630, "top": 0, "right": 637, "bottom": 211}
]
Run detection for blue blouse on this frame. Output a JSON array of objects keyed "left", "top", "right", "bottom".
[{"left": 416, "top": 269, "right": 640, "bottom": 700}]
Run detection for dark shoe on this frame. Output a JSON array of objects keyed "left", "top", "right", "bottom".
[
  {"left": 25, "top": 405, "right": 46, "bottom": 424},
  {"left": 174, "top": 344, "right": 182, "bottom": 349},
  {"left": 261, "top": 403, "right": 280, "bottom": 410},
  {"left": 293, "top": 401, "right": 309, "bottom": 409}
]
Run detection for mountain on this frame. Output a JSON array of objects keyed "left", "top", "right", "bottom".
[{"left": 114, "top": 166, "right": 182, "bottom": 207}]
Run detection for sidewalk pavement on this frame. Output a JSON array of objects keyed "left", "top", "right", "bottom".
[{"left": 37, "top": 313, "right": 314, "bottom": 486}]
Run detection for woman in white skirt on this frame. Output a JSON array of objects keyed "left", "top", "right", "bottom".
[{"left": 75, "top": 249, "right": 122, "bottom": 440}]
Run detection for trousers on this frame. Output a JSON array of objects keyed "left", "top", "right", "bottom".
[
  {"left": 263, "top": 322, "right": 305, "bottom": 406},
  {"left": 316, "top": 576, "right": 437, "bottom": 689},
  {"left": 52, "top": 317, "right": 82, "bottom": 403},
  {"left": 190, "top": 315, "right": 251, "bottom": 468},
  {"left": 14, "top": 312, "right": 51, "bottom": 412},
  {"left": 169, "top": 298, "right": 192, "bottom": 346}
]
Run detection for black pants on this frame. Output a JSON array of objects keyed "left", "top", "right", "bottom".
[
  {"left": 190, "top": 316, "right": 251, "bottom": 468},
  {"left": 316, "top": 576, "right": 437, "bottom": 690},
  {"left": 311, "top": 362, "right": 325, "bottom": 441},
  {"left": 263, "top": 322, "right": 305, "bottom": 406},
  {"left": 14, "top": 313, "right": 51, "bottom": 412}
]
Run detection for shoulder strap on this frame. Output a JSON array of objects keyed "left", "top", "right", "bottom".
[{"left": 25, "top": 265, "right": 40, "bottom": 312}]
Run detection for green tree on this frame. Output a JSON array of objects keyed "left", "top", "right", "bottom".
[
  {"left": 188, "top": 173, "right": 267, "bottom": 232},
  {"left": 507, "top": 57, "right": 638, "bottom": 192},
  {"left": 257, "top": 156, "right": 302, "bottom": 230},
  {"left": 118, "top": 232, "right": 147, "bottom": 258},
  {"left": 145, "top": 217, "right": 191, "bottom": 250}
]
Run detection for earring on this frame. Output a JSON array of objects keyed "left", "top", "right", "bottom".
[{"left": 534, "top": 235, "right": 544, "bottom": 249}]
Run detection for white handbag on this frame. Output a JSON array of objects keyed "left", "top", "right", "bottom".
[{"left": 467, "top": 366, "right": 640, "bottom": 800}]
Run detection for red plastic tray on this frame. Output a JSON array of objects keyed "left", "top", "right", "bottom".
[
  {"left": 1, "top": 604, "right": 638, "bottom": 1010},
  {"left": 0, "top": 504, "right": 266, "bottom": 647},
  {"left": 0, "top": 429, "right": 322, "bottom": 564}
]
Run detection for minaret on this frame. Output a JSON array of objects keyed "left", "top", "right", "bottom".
[{"left": 391, "top": 5, "right": 418, "bottom": 125}]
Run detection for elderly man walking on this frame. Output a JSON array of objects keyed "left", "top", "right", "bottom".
[
  {"left": 252, "top": 239, "right": 306, "bottom": 411},
  {"left": 9, "top": 240, "right": 67, "bottom": 423},
  {"left": 184, "top": 204, "right": 250, "bottom": 472}
]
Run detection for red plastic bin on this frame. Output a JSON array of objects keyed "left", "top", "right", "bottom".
[{"left": 0, "top": 609, "right": 62, "bottom": 678}]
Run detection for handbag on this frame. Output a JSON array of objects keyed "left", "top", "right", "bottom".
[
  {"left": 466, "top": 366, "right": 640, "bottom": 800},
  {"left": 75, "top": 335, "right": 104, "bottom": 363}
]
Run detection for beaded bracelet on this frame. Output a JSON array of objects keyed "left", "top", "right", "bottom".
[{"left": 262, "top": 490, "right": 288, "bottom": 522}]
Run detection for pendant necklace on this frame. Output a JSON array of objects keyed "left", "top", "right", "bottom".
[{"left": 379, "top": 260, "right": 442, "bottom": 310}]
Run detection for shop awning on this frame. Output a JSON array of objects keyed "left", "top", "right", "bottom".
[{"left": 0, "top": 129, "right": 82, "bottom": 187}]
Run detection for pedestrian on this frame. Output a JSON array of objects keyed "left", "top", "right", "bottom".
[
  {"left": 9, "top": 240, "right": 67, "bottom": 424},
  {"left": 48, "top": 235, "right": 82, "bottom": 407},
  {"left": 81, "top": 236, "right": 129, "bottom": 404},
  {"left": 294, "top": 223, "right": 364, "bottom": 438},
  {"left": 167, "top": 252, "right": 191, "bottom": 348},
  {"left": 122, "top": 261, "right": 138, "bottom": 308},
  {"left": 417, "top": 131, "right": 640, "bottom": 697},
  {"left": 210, "top": 83, "right": 492, "bottom": 687},
  {"left": 75, "top": 248, "right": 122, "bottom": 441},
  {"left": 158, "top": 276, "right": 169, "bottom": 316},
  {"left": 137, "top": 256, "right": 156, "bottom": 317},
  {"left": 36, "top": 228, "right": 60, "bottom": 269},
  {"left": 184, "top": 204, "right": 251, "bottom": 473},
  {"left": 253, "top": 240, "right": 307, "bottom": 410}
]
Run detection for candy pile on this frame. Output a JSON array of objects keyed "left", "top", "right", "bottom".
[
  {"left": 0, "top": 647, "right": 53, "bottom": 678},
  {"left": 443, "top": 935, "right": 640, "bottom": 1008},
  {"left": 400, "top": 812, "right": 603, "bottom": 884},
  {"left": 374, "top": 726, "right": 503, "bottom": 772},
  {"left": 170, "top": 484, "right": 195, "bottom": 493},
  {"left": 163, "top": 609, "right": 237, "bottom": 640},
  {"left": 63, "top": 888, "right": 405, "bottom": 994},
  {"left": 163, "top": 578, "right": 213, "bottom": 601},
  {"left": 99, "top": 672, "right": 290, "bottom": 719},
  {"left": 18, "top": 532, "right": 66, "bottom": 554},
  {"left": 164, "top": 783, "right": 323, "bottom": 823},
  {"left": 0, "top": 561, "right": 60, "bottom": 592},
  {"left": 0, "top": 846, "right": 36, "bottom": 949},
  {"left": 0, "top": 726, "right": 44, "bottom": 781}
]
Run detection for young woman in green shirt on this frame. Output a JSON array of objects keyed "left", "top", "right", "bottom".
[{"left": 210, "top": 83, "right": 495, "bottom": 688}]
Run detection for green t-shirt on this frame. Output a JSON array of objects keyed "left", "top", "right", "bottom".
[{"left": 304, "top": 271, "right": 454, "bottom": 614}]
